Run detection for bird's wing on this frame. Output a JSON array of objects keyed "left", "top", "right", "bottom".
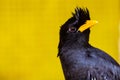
[
  {"left": 92, "top": 47, "right": 120, "bottom": 66},
  {"left": 75, "top": 47, "right": 120, "bottom": 80},
  {"left": 84, "top": 47, "right": 120, "bottom": 80},
  {"left": 86, "top": 67, "right": 120, "bottom": 80}
]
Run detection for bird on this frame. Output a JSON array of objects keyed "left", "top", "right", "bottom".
[{"left": 58, "top": 7, "right": 120, "bottom": 80}]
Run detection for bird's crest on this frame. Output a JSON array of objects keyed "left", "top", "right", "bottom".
[
  {"left": 72, "top": 7, "right": 90, "bottom": 26},
  {"left": 60, "top": 7, "right": 91, "bottom": 33}
]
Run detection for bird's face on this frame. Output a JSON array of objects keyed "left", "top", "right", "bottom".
[{"left": 59, "top": 8, "right": 97, "bottom": 47}]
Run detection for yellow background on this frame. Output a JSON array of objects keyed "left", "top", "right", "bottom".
[{"left": 0, "top": 0, "right": 119, "bottom": 80}]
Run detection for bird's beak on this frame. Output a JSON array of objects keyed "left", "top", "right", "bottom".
[{"left": 78, "top": 20, "right": 98, "bottom": 32}]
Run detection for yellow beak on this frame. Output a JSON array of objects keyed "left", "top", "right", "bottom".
[{"left": 79, "top": 20, "right": 98, "bottom": 32}]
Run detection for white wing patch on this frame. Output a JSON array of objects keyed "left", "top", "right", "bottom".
[{"left": 91, "top": 77, "right": 97, "bottom": 80}]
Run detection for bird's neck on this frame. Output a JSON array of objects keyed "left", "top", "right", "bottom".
[
  {"left": 59, "top": 34, "right": 90, "bottom": 49},
  {"left": 58, "top": 36, "right": 90, "bottom": 57}
]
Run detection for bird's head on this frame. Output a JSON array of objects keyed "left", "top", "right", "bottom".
[{"left": 59, "top": 8, "right": 98, "bottom": 46}]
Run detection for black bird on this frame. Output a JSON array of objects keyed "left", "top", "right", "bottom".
[{"left": 58, "top": 8, "right": 120, "bottom": 80}]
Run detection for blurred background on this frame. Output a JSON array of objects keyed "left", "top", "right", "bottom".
[{"left": 0, "top": 0, "right": 119, "bottom": 80}]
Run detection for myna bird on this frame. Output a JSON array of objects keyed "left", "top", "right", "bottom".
[{"left": 58, "top": 8, "right": 120, "bottom": 80}]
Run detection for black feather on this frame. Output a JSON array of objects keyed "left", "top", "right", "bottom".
[
  {"left": 58, "top": 8, "right": 91, "bottom": 57},
  {"left": 58, "top": 7, "right": 120, "bottom": 80},
  {"left": 72, "top": 7, "right": 90, "bottom": 23}
]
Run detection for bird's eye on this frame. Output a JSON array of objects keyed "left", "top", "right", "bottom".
[{"left": 68, "top": 27, "right": 76, "bottom": 33}]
